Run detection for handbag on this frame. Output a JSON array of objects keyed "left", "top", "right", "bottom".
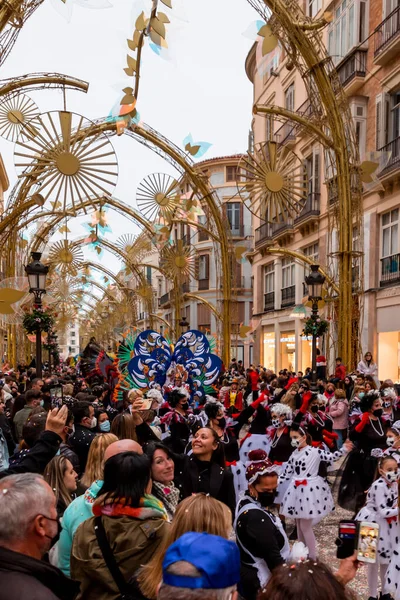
[{"left": 94, "top": 516, "right": 143, "bottom": 600}]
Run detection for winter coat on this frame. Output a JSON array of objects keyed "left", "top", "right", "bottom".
[
  {"left": 70, "top": 508, "right": 168, "bottom": 600},
  {"left": 13, "top": 405, "right": 33, "bottom": 442},
  {"left": 329, "top": 398, "right": 349, "bottom": 430},
  {"left": 68, "top": 424, "right": 97, "bottom": 473},
  {"left": 58, "top": 479, "right": 103, "bottom": 577},
  {"left": 0, "top": 545, "right": 79, "bottom": 600},
  {"left": 335, "top": 364, "right": 346, "bottom": 381},
  {"left": 0, "top": 430, "right": 61, "bottom": 479}
]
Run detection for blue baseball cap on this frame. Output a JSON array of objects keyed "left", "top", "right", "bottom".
[{"left": 162, "top": 532, "right": 241, "bottom": 590}]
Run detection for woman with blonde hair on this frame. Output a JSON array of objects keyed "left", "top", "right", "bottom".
[
  {"left": 135, "top": 493, "right": 232, "bottom": 599},
  {"left": 43, "top": 455, "right": 78, "bottom": 519},
  {"left": 57, "top": 432, "right": 117, "bottom": 577},
  {"left": 80, "top": 432, "right": 118, "bottom": 489}
]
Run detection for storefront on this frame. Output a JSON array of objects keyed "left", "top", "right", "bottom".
[
  {"left": 280, "top": 332, "right": 295, "bottom": 372},
  {"left": 378, "top": 331, "right": 400, "bottom": 382},
  {"left": 262, "top": 330, "right": 276, "bottom": 372}
]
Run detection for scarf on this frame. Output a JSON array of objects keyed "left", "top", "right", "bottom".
[
  {"left": 152, "top": 480, "right": 180, "bottom": 519},
  {"left": 93, "top": 494, "right": 168, "bottom": 520}
]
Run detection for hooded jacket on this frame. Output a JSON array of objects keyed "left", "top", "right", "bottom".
[
  {"left": 0, "top": 545, "right": 79, "bottom": 600},
  {"left": 70, "top": 502, "right": 168, "bottom": 600},
  {"left": 58, "top": 479, "right": 103, "bottom": 576}
]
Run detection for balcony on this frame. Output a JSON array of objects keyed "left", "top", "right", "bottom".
[
  {"left": 281, "top": 285, "right": 296, "bottom": 308},
  {"left": 255, "top": 219, "right": 295, "bottom": 247},
  {"left": 233, "top": 275, "right": 248, "bottom": 291},
  {"left": 264, "top": 291, "right": 275, "bottom": 312},
  {"left": 335, "top": 48, "right": 367, "bottom": 95},
  {"left": 379, "top": 137, "right": 400, "bottom": 176},
  {"left": 275, "top": 122, "right": 296, "bottom": 146},
  {"left": 295, "top": 193, "right": 320, "bottom": 225},
  {"left": 380, "top": 254, "right": 400, "bottom": 286},
  {"left": 138, "top": 312, "right": 146, "bottom": 321},
  {"left": 159, "top": 291, "right": 170, "bottom": 307},
  {"left": 198, "top": 279, "right": 209, "bottom": 291},
  {"left": 374, "top": 6, "right": 400, "bottom": 65}
]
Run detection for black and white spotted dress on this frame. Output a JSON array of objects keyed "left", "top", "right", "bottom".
[
  {"left": 279, "top": 444, "right": 347, "bottom": 523},
  {"left": 356, "top": 477, "right": 399, "bottom": 566}
]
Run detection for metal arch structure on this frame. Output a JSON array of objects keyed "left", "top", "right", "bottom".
[
  {"left": 0, "top": 0, "right": 45, "bottom": 66},
  {"left": 7, "top": 117, "right": 234, "bottom": 365},
  {"left": 0, "top": 73, "right": 89, "bottom": 99},
  {"left": 247, "top": 0, "right": 363, "bottom": 368}
]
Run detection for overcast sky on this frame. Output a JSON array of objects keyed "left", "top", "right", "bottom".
[{"left": 1, "top": 0, "right": 257, "bottom": 296}]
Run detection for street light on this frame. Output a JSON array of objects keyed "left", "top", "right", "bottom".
[
  {"left": 304, "top": 265, "right": 326, "bottom": 391},
  {"left": 25, "top": 252, "right": 49, "bottom": 378},
  {"left": 48, "top": 332, "right": 58, "bottom": 374}
]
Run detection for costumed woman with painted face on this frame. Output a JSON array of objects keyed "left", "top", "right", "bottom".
[
  {"left": 294, "top": 390, "right": 337, "bottom": 450},
  {"left": 380, "top": 386, "right": 400, "bottom": 425},
  {"left": 338, "top": 390, "right": 389, "bottom": 513},
  {"left": 234, "top": 449, "right": 290, "bottom": 600},
  {"left": 161, "top": 389, "right": 191, "bottom": 454},
  {"left": 384, "top": 421, "right": 400, "bottom": 464},
  {"left": 267, "top": 403, "right": 293, "bottom": 505},
  {"left": 356, "top": 456, "right": 400, "bottom": 600},
  {"left": 279, "top": 423, "right": 353, "bottom": 559}
]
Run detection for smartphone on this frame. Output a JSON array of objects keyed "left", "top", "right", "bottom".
[
  {"left": 139, "top": 398, "right": 153, "bottom": 410},
  {"left": 336, "top": 520, "right": 358, "bottom": 559},
  {"left": 357, "top": 521, "right": 379, "bottom": 563},
  {"left": 50, "top": 386, "right": 62, "bottom": 399}
]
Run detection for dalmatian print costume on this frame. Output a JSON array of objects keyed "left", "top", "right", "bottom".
[
  {"left": 357, "top": 477, "right": 399, "bottom": 566},
  {"left": 279, "top": 444, "right": 347, "bottom": 523},
  {"left": 239, "top": 434, "right": 271, "bottom": 464}
]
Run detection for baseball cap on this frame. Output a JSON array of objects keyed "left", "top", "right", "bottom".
[{"left": 162, "top": 532, "right": 241, "bottom": 590}]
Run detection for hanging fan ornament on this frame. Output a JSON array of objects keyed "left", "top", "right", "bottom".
[
  {"left": 116, "top": 233, "right": 152, "bottom": 262},
  {"left": 14, "top": 111, "right": 118, "bottom": 213},
  {"left": 48, "top": 239, "right": 84, "bottom": 276},
  {"left": 0, "top": 93, "right": 40, "bottom": 142},
  {"left": 136, "top": 173, "right": 180, "bottom": 221},
  {"left": 161, "top": 239, "right": 197, "bottom": 280},
  {"left": 238, "top": 141, "right": 307, "bottom": 221}
]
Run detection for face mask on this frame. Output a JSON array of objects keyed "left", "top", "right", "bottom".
[
  {"left": 384, "top": 401, "right": 392, "bottom": 409},
  {"left": 90, "top": 416, "right": 97, "bottom": 428},
  {"left": 358, "top": 392, "right": 365, "bottom": 399},
  {"left": 271, "top": 418, "right": 281, "bottom": 429},
  {"left": 66, "top": 425, "right": 75, "bottom": 436},
  {"left": 99, "top": 420, "right": 110, "bottom": 432},
  {"left": 310, "top": 405, "right": 319, "bottom": 413},
  {"left": 384, "top": 471, "right": 399, "bottom": 483},
  {"left": 217, "top": 417, "right": 226, "bottom": 429},
  {"left": 387, "top": 437, "right": 396, "bottom": 446},
  {"left": 373, "top": 408, "right": 383, "bottom": 418},
  {"left": 291, "top": 437, "right": 303, "bottom": 448},
  {"left": 181, "top": 402, "right": 189, "bottom": 411},
  {"left": 256, "top": 490, "right": 277, "bottom": 507},
  {"left": 39, "top": 399, "right": 44, "bottom": 407}
]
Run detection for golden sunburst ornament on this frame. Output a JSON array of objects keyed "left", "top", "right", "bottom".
[
  {"left": 47, "top": 240, "right": 84, "bottom": 276},
  {"left": 161, "top": 239, "right": 197, "bottom": 280},
  {"left": 238, "top": 141, "right": 307, "bottom": 221},
  {"left": 116, "top": 233, "right": 152, "bottom": 261},
  {"left": 0, "top": 93, "right": 40, "bottom": 142},
  {"left": 14, "top": 111, "right": 118, "bottom": 212},
  {"left": 136, "top": 173, "right": 180, "bottom": 221}
]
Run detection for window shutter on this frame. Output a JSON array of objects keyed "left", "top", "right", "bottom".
[
  {"left": 376, "top": 97, "right": 382, "bottom": 150},
  {"left": 195, "top": 255, "right": 199, "bottom": 280},
  {"left": 314, "top": 151, "right": 320, "bottom": 194},
  {"left": 205, "top": 254, "right": 210, "bottom": 280},
  {"left": 236, "top": 261, "right": 242, "bottom": 287}
]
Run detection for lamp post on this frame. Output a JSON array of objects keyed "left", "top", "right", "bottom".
[
  {"left": 304, "top": 265, "right": 326, "bottom": 391},
  {"left": 48, "top": 332, "right": 58, "bottom": 374},
  {"left": 25, "top": 252, "right": 49, "bottom": 379}
]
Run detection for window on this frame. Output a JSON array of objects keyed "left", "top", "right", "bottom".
[
  {"left": 308, "top": 0, "right": 321, "bottom": 17},
  {"left": 146, "top": 266, "right": 152, "bottom": 283},
  {"left": 382, "top": 209, "right": 399, "bottom": 258},
  {"left": 305, "top": 149, "right": 320, "bottom": 196},
  {"left": 226, "top": 202, "right": 242, "bottom": 236},
  {"left": 282, "top": 258, "right": 295, "bottom": 288},
  {"left": 284, "top": 83, "right": 295, "bottom": 112},
  {"left": 226, "top": 166, "right": 239, "bottom": 182},
  {"left": 328, "top": 0, "right": 367, "bottom": 64},
  {"left": 350, "top": 100, "right": 367, "bottom": 157},
  {"left": 264, "top": 263, "right": 275, "bottom": 294},
  {"left": 198, "top": 254, "right": 210, "bottom": 281},
  {"left": 197, "top": 303, "right": 211, "bottom": 333},
  {"left": 231, "top": 301, "right": 246, "bottom": 334},
  {"left": 262, "top": 51, "right": 280, "bottom": 83},
  {"left": 198, "top": 214, "right": 209, "bottom": 241}
]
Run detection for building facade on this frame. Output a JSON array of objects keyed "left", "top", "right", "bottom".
[
  {"left": 158, "top": 155, "right": 254, "bottom": 366},
  {"left": 246, "top": 0, "right": 400, "bottom": 380}
]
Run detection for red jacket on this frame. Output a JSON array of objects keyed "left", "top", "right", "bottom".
[
  {"left": 335, "top": 364, "right": 346, "bottom": 381},
  {"left": 224, "top": 390, "right": 243, "bottom": 411},
  {"left": 248, "top": 370, "right": 260, "bottom": 391}
]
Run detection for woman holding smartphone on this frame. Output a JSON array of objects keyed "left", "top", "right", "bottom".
[{"left": 356, "top": 455, "right": 399, "bottom": 600}]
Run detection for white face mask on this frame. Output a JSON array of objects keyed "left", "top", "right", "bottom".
[
  {"left": 387, "top": 437, "right": 396, "bottom": 447},
  {"left": 291, "top": 437, "right": 303, "bottom": 448},
  {"left": 90, "top": 416, "right": 97, "bottom": 429},
  {"left": 271, "top": 418, "right": 281, "bottom": 429},
  {"left": 384, "top": 471, "right": 399, "bottom": 483},
  {"left": 384, "top": 401, "right": 392, "bottom": 409}
]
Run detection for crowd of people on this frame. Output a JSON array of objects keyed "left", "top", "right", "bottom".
[{"left": 0, "top": 350, "right": 398, "bottom": 600}]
